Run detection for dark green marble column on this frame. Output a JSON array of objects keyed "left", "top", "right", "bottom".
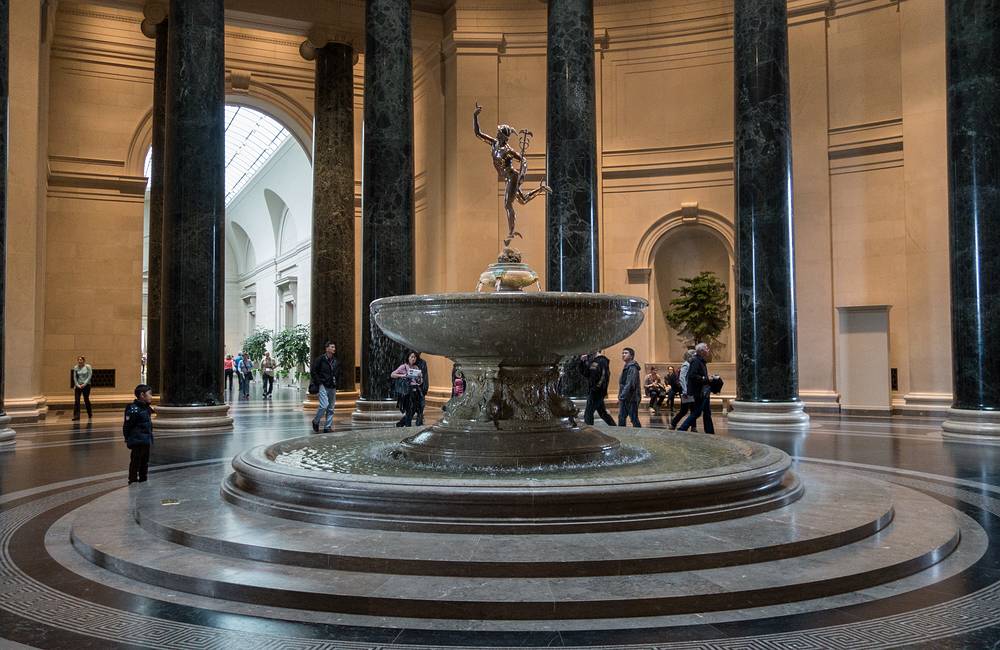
[
  {"left": 546, "top": 0, "right": 599, "bottom": 400},
  {"left": 355, "top": 0, "right": 415, "bottom": 419},
  {"left": 0, "top": 0, "right": 13, "bottom": 447},
  {"left": 728, "top": 0, "right": 808, "bottom": 427},
  {"left": 942, "top": 0, "right": 1000, "bottom": 437},
  {"left": 142, "top": 15, "right": 167, "bottom": 395},
  {"left": 157, "top": 0, "right": 231, "bottom": 430},
  {"left": 545, "top": 0, "right": 599, "bottom": 293},
  {"left": 309, "top": 41, "right": 356, "bottom": 392}
]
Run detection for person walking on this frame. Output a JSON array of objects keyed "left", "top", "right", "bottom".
[
  {"left": 240, "top": 354, "right": 254, "bottom": 400},
  {"left": 224, "top": 354, "right": 234, "bottom": 393},
  {"left": 234, "top": 352, "right": 247, "bottom": 399},
  {"left": 579, "top": 351, "right": 616, "bottom": 426},
  {"left": 670, "top": 350, "right": 698, "bottom": 431},
  {"left": 391, "top": 351, "right": 424, "bottom": 427},
  {"left": 678, "top": 342, "right": 715, "bottom": 434},
  {"left": 617, "top": 347, "right": 642, "bottom": 427},
  {"left": 644, "top": 366, "right": 667, "bottom": 414},
  {"left": 72, "top": 356, "right": 94, "bottom": 421},
  {"left": 122, "top": 384, "right": 154, "bottom": 485},
  {"left": 260, "top": 351, "right": 277, "bottom": 399},
  {"left": 414, "top": 352, "right": 429, "bottom": 426},
  {"left": 310, "top": 342, "right": 341, "bottom": 433}
]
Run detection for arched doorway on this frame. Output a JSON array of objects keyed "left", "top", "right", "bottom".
[
  {"left": 650, "top": 226, "right": 734, "bottom": 363},
  {"left": 141, "top": 104, "right": 313, "bottom": 370}
]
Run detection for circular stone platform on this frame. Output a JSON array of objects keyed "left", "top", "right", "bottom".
[
  {"left": 68, "top": 461, "right": 962, "bottom": 621},
  {"left": 222, "top": 428, "right": 801, "bottom": 533}
]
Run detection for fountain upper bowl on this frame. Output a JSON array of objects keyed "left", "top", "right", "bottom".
[{"left": 371, "top": 292, "right": 647, "bottom": 364}]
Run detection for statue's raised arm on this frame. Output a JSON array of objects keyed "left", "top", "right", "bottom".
[{"left": 473, "top": 103, "right": 495, "bottom": 146}]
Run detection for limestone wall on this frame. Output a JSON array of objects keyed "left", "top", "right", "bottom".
[{"left": 8, "top": 0, "right": 951, "bottom": 413}]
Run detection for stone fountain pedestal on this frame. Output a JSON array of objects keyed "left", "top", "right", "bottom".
[{"left": 371, "top": 291, "right": 644, "bottom": 467}]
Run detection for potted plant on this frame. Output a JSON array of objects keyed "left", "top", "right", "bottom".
[
  {"left": 664, "top": 271, "right": 730, "bottom": 350},
  {"left": 273, "top": 324, "right": 310, "bottom": 387},
  {"left": 242, "top": 328, "right": 273, "bottom": 367}
]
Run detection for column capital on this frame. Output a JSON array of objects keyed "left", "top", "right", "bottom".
[
  {"left": 299, "top": 26, "right": 359, "bottom": 63},
  {"left": 140, "top": 1, "right": 168, "bottom": 39}
]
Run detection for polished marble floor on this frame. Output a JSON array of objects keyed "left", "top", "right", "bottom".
[{"left": 3, "top": 382, "right": 1000, "bottom": 649}]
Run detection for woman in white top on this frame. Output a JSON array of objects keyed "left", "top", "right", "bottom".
[
  {"left": 72, "top": 355, "right": 93, "bottom": 421},
  {"left": 391, "top": 352, "right": 424, "bottom": 427}
]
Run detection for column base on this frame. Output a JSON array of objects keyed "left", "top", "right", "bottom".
[
  {"left": 303, "top": 390, "right": 359, "bottom": 412},
  {"left": 727, "top": 401, "right": 810, "bottom": 427},
  {"left": 352, "top": 399, "right": 402, "bottom": 423},
  {"left": 4, "top": 396, "right": 48, "bottom": 422},
  {"left": 0, "top": 415, "right": 15, "bottom": 449},
  {"left": 154, "top": 405, "right": 233, "bottom": 433},
  {"left": 941, "top": 408, "right": 1000, "bottom": 439}
]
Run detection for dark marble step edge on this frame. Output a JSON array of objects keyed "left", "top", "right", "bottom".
[
  {"left": 133, "top": 499, "right": 894, "bottom": 577},
  {"left": 218, "top": 471, "right": 804, "bottom": 534},
  {"left": 69, "top": 520, "right": 959, "bottom": 620}
]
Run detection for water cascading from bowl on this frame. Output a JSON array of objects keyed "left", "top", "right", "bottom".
[{"left": 370, "top": 291, "right": 648, "bottom": 467}]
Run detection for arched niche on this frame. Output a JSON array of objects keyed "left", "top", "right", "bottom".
[
  {"left": 633, "top": 204, "right": 736, "bottom": 364},
  {"left": 229, "top": 222, "right": 257, "bottom": 276},
  {"left": 264, "top": 189, "right": 298, "bottom": 256}
]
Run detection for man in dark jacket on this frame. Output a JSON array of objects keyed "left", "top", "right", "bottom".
[
  {"left": 579, "top": 351, "right": 616, "bottom": 426},
  {"left": 678, "top": 342, "right": 715, "bottom": 434},
  {"left": 123, "top": 384, "right": 154, "bottom": 484},
  {"left": 414, "top": 353, "right": 429, "bottom": 426},
  {"left": 617, "top": 347, "right": 642, "bottom": 427},
  {"left": 310, "top": 341, "right": 341, "bottom": 433}
]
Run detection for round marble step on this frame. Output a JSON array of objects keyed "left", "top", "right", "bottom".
[
  {"left": 69, "top": 470, "right": 960, "bottom": 620},
  {"left": 130, "top": 463, "right": 892, "bottom": 577},
  {"left": 224, "top": 428, "right": 802, "bottom": 533}
]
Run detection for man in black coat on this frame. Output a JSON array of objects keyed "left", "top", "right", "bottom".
[
  {"left": 617, "top": 347, "right": 642, "bottom": 427},
  {"left": 123, "top": 384, "right": 154, "bottom": 485},
  {"left": 579, "top": 351, "right": 616, "bottom": 426},
  {"left": 678, "top": 342, "right": 715, "bottom": 434},
  {"left": 310, "top": 341, "right": 342, "bottom": 433}
]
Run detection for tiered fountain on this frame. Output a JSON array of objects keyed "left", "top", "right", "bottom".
[{"left": 67, "top": 107, "right": 962, "bottom": 628}]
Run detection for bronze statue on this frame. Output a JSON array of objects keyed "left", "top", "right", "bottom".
[{"left": 473, "top": 103, "right": 551, "bottom": 246}]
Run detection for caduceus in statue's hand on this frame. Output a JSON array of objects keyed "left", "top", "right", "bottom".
[{"left": 474, "top": 102, "right": 551, "bottom": 247}]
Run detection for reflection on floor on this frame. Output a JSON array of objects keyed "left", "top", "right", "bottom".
[{"left": 3, "top": 382, "right": 1000, "bottom": 649}]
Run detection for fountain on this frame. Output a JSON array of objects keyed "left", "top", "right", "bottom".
[
  {"left": 65, "top": 105, "right": 963, "bottom": 629},
  {"left": 219, "top": 105, "right": 802, "bottom": 532}
]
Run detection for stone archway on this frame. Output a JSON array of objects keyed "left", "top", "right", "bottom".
[
  {"left": 632, "top": 203, "right": 736, "bottom": 365},
  {"left": 124, "top": 82, "right": 313, "bottom": 179}
]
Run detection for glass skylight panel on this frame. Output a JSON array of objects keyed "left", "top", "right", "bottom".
[
  {"left": 224, "top": 106, "right": 291, "bottom": 205},
  {"left": 143, "top": 106, "right": 290, "bottom": 205}
]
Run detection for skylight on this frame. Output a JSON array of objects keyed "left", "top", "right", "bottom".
[{"left": 144, "top": 105, "right": 292, "bottom": 207}]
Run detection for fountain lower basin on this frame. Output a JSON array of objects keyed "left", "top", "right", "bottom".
[
  {"left": 222, "top": 428, "right": 801, "bottom": 533},
  {"left": 371, "top": 292, "right": 647, "bottom": 467}
]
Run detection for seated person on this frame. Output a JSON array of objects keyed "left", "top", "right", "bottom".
[{"left": 644, "top": 366, "right": 667, "bottom": 413}]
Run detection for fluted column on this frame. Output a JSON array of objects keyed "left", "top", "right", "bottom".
[
  {"left": 354, "top": 0, "right": 415, "bottom": 421},
  {"left": 0, "top": 0, "right": 14, "bottom": 448},
  {"left": 727, "top": 0, "right": 808, "bottom": 427},
  {"left": 141, "top": 3, "right": 167, "bottom": 395},
  {"left": 545, "top": 0, "right": 599, "bottom": 293},
  {"left": 942, "top": 0, "right": 1000, "bottom": 437},
  {"left": 157, "top": 0, "right": 231, "bottom": 431},
  {"left": 302, "top": 35, "right": 358, "bottom": 406}
]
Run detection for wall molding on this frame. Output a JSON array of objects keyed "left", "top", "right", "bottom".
[{"left": 828, "top": 118, "right": 904, "bottom": 174}]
